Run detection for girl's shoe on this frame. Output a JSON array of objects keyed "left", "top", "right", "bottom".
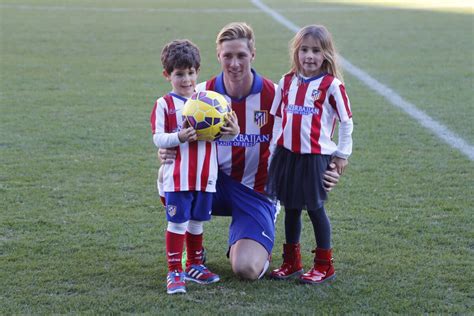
[
  {"left": 270, "top": 243, "right": 304, "bottom": 279},
  {"left": 299, "top": 248, "right": 335, "bottom": 284}
]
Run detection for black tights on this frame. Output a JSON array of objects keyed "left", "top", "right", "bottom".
[{"left": 284, "top": 206, "right": 331, "bottom": 249}]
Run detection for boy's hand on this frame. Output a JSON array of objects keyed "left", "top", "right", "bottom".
[
  {"left": 178, "top": 127, "right": 197, "bottom": 143},
  {"left": 221, "top": 111, "right": 240, "bottom": 136},
  {"left": 332, "top": 157, "right": 348, "bottom": 175}
]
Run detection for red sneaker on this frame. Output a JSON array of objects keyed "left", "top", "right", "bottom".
[
  {"left": 299, "top": 248, "right": 335, "bottom": 284},
  {"left": 270, "top": 243, "right": 304, "bottom": 280},
  {"left": 185, "top": 264, "right": 220, "bottom": 284},
  {"left": 166, "top": 271, "right": 186, "bottom": 294}
]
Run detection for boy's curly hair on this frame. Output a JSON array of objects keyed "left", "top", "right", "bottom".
[{"left": 161, "top": 39, "right": 201, "bottom": 74}]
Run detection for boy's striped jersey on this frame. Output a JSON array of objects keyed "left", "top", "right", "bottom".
[{"left": 150, "top": 93, "right": 218, "bottom": 192}]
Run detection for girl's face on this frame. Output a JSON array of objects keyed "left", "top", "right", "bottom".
[
  {"left": 298, "top": 36, "right": 325, "bottom": 77},
  {"left": 217, "top": 38, "right": 255, "bottom": 83}
]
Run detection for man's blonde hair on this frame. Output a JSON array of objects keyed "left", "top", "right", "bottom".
[{"left": 216, "top": 22, "right": 255, "bottom": 52}]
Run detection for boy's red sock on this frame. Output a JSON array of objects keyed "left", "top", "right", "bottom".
[
  {"left": 166, "top": 230, "right": 185, "bottom": 272},
  {"left": 185, "top": 232, "right": 203, "bottom": 268}
]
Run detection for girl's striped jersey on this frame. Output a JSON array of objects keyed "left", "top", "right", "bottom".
[
  {"left": 271, "top": 72, "right": 353, "bottom": 158},
  {"left": 150, "top": 93, "right": 218, "bottom": 193},
  {"left": 196, "top": 70, "right": 277, "bottom": 193}
]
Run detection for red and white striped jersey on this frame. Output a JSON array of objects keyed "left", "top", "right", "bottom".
[
  {"left": 150, "top": 93, "right": 218, "bottom": 193},
  {"left": 271, "top": 72, "right": 353, "bottom": 157},
  {"left": 196, "top": 70, "right": 276, "bottom": 193}
]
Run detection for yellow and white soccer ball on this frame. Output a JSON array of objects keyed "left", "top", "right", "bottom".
[{"left": 182, "top": 90, "right": 231, "bottom": 141}]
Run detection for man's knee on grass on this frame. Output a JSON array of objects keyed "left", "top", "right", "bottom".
[{"left": 230, "top": 239, "right": 269, "bottom": 280}]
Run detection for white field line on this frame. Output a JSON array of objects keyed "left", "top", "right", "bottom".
[
  {"left": 0, "top": 4, "right": 388, "bottom": 13},
  {"left": 251, "top": 0, "right": 474, "bottom": 161}
]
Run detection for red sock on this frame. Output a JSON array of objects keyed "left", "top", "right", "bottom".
[
  {"left": 185, "top": 232, "right": 203, "bottom": 268},
  {"left": 166, "top": 231, "right": 185, "bottom": 272}
]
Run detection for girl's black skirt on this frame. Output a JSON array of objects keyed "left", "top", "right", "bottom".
[{"left": 266, "top": 146, "right": 331, "bottom": 210}]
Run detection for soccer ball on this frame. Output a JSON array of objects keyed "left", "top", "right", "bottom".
[{"left": 182, "top": 90, "right": 231, "bottom": 141}]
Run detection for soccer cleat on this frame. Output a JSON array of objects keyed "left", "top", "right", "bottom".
[
  {"left": 299, "top": 248, "right": 336, "bottom": 284},
  {"left": 185, "top": 264, "right": 220, "bottom": 284},
  {"left": 270, "top": 243, "right": 304, "bottom": 280},
  {"left": 166, "top": 271, "right": 186, "bottom": 294}
]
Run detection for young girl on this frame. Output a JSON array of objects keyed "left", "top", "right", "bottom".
[{"left": 267, "top": 25, "right": 353, "bottom": 284}]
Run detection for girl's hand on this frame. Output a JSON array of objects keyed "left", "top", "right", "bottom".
[
  {"left": 221, "top": 111, "right": 240, "bottom": 136},
  {"left": 332, "top": 157, "right": 348, "bottom": 175}
]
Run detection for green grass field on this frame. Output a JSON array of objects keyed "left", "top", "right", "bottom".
[{"left": 1, "top": 0, "right": 473, "bottom": 314}]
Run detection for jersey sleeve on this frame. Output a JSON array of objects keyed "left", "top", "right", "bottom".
[
  {"left": 150, "top": 98, "right": 180, "bottom": 148},
  {"left": 329, "top": 80, "right": 353, "bottom": 158},
  {"left": 329, "top": 80, "right": 352, "bottom": 123},
  {"left": 270, "top": 77, "right": 284, "bottom": 117},
  {"left": 268, "top": 79, "right": 283, "bottom": 162}
]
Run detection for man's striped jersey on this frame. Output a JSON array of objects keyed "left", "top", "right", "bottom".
[{"left": 196, "top": 70, "right": 276, "bottom": 193}]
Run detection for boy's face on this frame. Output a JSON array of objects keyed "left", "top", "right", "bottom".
[{"left": 163, "top": 67, "right": 199, "bottom": 98}]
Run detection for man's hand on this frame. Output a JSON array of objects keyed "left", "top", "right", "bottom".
[
  {"left": 323, "top": 162, "right": 340, "bottom": 192},
  {"left": 158, "top": 148, "right": 177, "bottom": 164},
  {"left": 221, "top": 111, "right": 240, "bottom": 137}
]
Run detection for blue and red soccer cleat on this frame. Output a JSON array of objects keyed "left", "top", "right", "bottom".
[
  {"left": 166, "top": 271, "right": 186, "bottom": 294},
  {"left": 185, "top": 264, "right": 220, "bottom": 284}
]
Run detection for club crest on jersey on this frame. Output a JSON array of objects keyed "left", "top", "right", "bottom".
[
  {"left": 254, "top": 110, "right": 268, "bottom": 128},
  {"left": 166, "top": 205, "right": 177, "bottom": 217},
  {"left": 311, "top": 89, "right": 321, "bottom": 101}
]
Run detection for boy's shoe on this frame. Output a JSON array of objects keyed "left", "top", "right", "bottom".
[
  {"left": 167, "top": 271, "right": 186, "bottom": 294},
  {"left": 185, "top": 264, "right": 220, "bottom": 284},
  {"left": 201, "top": 247, "right": 207, "bottom": 265}
]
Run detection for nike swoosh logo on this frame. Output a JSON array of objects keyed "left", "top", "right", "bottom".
[
  {"left": 167, "top": 252, "right": 180, "bottom": 256},
  {"left": 261, "top": 231, "right": 272, "bottom": 241},
  {"left": 195, "top": 250, "right": 203, "bottom": 255}
]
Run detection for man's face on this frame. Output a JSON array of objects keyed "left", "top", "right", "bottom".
[{"left": 217, "top": 39, "right": 255, "bottom": 83}]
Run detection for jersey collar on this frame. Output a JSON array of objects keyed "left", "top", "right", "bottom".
[
  {"left": 298, "top": 72, "right": 327, "bottom": 84},
  {"left": 215, "top": 69, "right": 263, "bottom": 102},
  {"left": 168, "top": 92, "right": 188, "bottom": 102}
]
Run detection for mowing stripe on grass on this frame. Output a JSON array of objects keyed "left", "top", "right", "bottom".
[{"left": 252, "top": 0, "right": 474, "bottom": 161}]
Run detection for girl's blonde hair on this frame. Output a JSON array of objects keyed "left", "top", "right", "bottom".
[
  {"left": 216, "top": 22, "right": 255, "bottom": 52},
  {"left": 289, "top": 25, "right": 343, "bottom": 82}
]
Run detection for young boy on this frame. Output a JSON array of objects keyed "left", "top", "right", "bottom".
[{"left": 150, "top": 39, "right": 238, "bottom": 294}]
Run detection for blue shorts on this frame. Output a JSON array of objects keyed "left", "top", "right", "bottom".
[
  {"left": 212, "top": 171, "right": 277, "bottom": 254},
  {"left": 165, "top": 191, "right": 213, "bottom": 223}
]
